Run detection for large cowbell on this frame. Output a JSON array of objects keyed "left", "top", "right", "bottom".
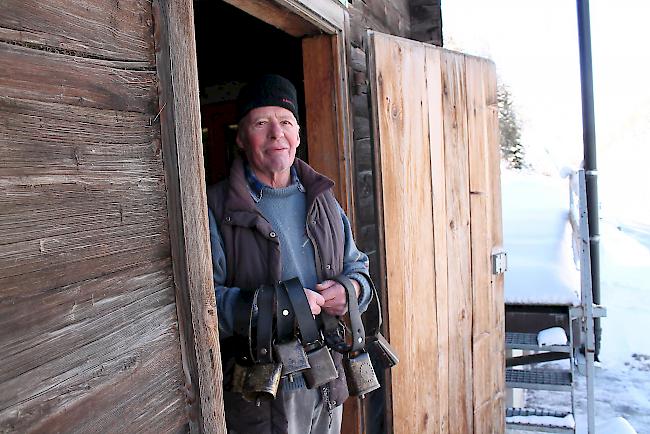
[
  {"left": 343, "top": 351, "right": 380, "bottom": 396},
  {"left": 367, "top": 333, "right": 400, "bottom": 369},
  {"left": 230, "top": 362, "right": 248, "bottom": 394},
  {"left": 303, "top": 346, "right": 338, "bottom": 389},
  {"left": 242, "top": 363, "right": 283, "bottom": 403}
]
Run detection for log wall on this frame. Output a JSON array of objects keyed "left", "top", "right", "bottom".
[{"left": 0, "top": 1, "right": 191, "bottom": 432}]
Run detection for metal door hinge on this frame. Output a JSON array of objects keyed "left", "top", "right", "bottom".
[{"left": 492, "top": 249, "right": 507, "bottom": 275}]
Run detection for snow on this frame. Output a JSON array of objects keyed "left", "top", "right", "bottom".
[
  {"left": 506, "top": 413, "right": 575, "bottom": 429},
  {"left": 502, "top": 171, "right": 580, "bottom": 306},
  {"left": 538, "top": 327, "right": 568, "bottom": 347},
  {"left": 597, "top": 417, "right": 638, "bottom": 434},
  {"left": 503, "top": 169, "right": 650, "bottom": 434}
]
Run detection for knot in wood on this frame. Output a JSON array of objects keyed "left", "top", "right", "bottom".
[{"left": 391, "top": 103, "right": 400, "bottom": 119}]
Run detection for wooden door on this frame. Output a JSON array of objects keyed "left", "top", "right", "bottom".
[{"left": 367, "top": 32, "right": 505, "bottom": 433}]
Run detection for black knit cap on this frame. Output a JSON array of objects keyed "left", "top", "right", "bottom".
[{"left": 236, "top": 74, "right": 299, "bottom": 123}]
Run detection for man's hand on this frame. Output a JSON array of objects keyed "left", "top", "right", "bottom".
[
  {"left": 303, "top": 288, "right": 325, "bottom": 315},
  {"left": 315, "top": 279, "right": 360, "bottom": 316}
]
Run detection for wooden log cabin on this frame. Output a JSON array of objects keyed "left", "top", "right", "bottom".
[{"left": 0, "top": 1, "right": 504, "bottom": 433}]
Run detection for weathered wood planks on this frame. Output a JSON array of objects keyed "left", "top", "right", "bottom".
[
  {"left": 368, "top": 32, "right": 503, "bottom": 433},
  {"left": 153, "top": 0, "right": 226, "bottom": 431},
  {"left": 486, "top": 55, "right": 506, "bottom": 432},
  {"left": 0, "top": 43, "right": 157, "bottom": 113},
  {"left": 0, "top": 96, "right": 167, "bottom": 248},
  {"left": 0, "top": 0, "right": 156, "bottom": 63},
  {"left": 0, "top": 96, "right": 162, "bottom": 177},
  {"left": 368, "top": 32, "right": 439, "bottom": 434},
  {"left": 0, "top": 260, "right": 187, "bottom": 433},
  {"left": 0, "top": 0, "right": 195, "bottom": 431}
]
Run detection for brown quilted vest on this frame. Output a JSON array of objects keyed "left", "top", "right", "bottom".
[{"left": 206, "top": 157, "right": 349, "bottom": 408}]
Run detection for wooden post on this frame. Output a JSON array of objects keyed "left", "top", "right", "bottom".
[
  {"left": 303, "top": 34, "right": 354, "bottom": 217},
  {"left": 153, "top": 1, "right": 226, "bottom": 432}
]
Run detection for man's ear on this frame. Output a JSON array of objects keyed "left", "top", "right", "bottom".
[{"left": 235, "top": 133, "right": 244, "bottom": 150}]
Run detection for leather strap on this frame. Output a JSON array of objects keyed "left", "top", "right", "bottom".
[
  {"left": 275, "top": 281, "right": 295, "bottom": 342},
  {"left": 255, "top": 284, "right": 275, "bottom": 364},
  {"left": 283, "top": 278, "right": 321, "bottom": 346},
  {"left": 320, "top": 309, "right": 345, "bottom": 353},
  {"left": 361, "top": 275, "right": 382, "bottom": 337},
  {"left": 332, "top": 274, "right": 365, "bottom": 353}
]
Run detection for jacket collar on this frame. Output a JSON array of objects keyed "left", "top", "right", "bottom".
[
  {"left": 244, "top": 163, "right": 305, "bottom": 202},
  {"left": 225, "top": 157, "right": 335, "bottom": 216}
]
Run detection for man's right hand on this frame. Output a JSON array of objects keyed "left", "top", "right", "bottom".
[{"left": 303, "top": 288, "right": 325, "bottom": 315}]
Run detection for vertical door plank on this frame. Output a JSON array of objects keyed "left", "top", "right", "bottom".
[
  {"left": 425, "top": 45, "right": 449, "bottom": 434},
  {"left": 485, "top": 58, "right": 506, "bottom": 432},
  {"left": 440, "top": 50, "right": 473, "bottom": 434},
  {"left": 466, "top": 56, "right": 493, "bottom": 429},
  {"left": 468, "top": 54, "right": 505, "bottom": 433},
  {"left": 467, "top": 56, "right": 492, "bottom": 340},
  {"left": 368, "top": 32, "right": 439, "bottom": 434}
]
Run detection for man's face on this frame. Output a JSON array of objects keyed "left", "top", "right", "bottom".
[{"left": 236, "top": 106, "right": 300, "bottom": 186}]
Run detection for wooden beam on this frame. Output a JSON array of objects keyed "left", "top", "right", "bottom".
[
  {"left": 366, "top": 30, "right": 394, "bottom": 434},
  {"left": 222, "top": 0, "right": 318, "bottom": 37},
  {"left": 223, "top": 0, "right": 346, "bottom": 36},
  {"left": 153, "top": 1, "right": 225, "bottom": 433},
  {"left": 302, "top": 34, "right": 354, "bottom": 217},
  {"left": 276, "top": 0, "right": 346, "bottom": 32}
]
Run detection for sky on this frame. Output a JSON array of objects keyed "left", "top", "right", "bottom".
[
  {"left": 448, "top": 3, "right": 650, "bottom": 430},
  {"left": 442, "top": 0, "right": 650, "bottom": 224}
]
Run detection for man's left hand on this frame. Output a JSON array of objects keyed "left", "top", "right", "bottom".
[{"left": 314, "top": 279, "right": 360, "bottom": 316}]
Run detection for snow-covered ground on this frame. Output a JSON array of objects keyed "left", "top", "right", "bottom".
[
  {"left": 523, "top": 219, "right": 650, "bottom": 434},
  {"left": 503, "top": 170, "right": 650, "bottom": 434}
]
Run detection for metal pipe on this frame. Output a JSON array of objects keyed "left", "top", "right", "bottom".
[{"left": 576, "top": 0, "right": 602, "bottom": 358}]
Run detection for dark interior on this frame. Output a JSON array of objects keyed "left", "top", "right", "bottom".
[{"left": 193, "top": 0, "right": 307, "bottom": 185}]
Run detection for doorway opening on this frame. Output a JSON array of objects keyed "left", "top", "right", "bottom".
[
  {"left": 190, "top": 0, "right": 363, "bottom": 431},
  {"left": 193, "top": 1, "right": 307, "bottom": 185}
]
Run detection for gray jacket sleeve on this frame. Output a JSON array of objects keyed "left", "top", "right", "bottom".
[
  {"left": 338, "top": 204, "right": 373, "bottom": 313},
  {"left": 208, "top": 207, "right": 245, "bottom": 340}
]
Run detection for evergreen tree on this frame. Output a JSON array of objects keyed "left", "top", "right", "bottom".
[{"left": 497, "top": 83, "right": 526, "bottom": 169}]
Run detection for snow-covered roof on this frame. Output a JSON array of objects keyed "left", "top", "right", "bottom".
[{"left": 502, "top": 170, "right": 580, "bottom": 306}]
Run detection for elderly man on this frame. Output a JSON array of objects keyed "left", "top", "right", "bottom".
[{"left": 207, "top": 74, "right": 372, "bottom": 434}]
